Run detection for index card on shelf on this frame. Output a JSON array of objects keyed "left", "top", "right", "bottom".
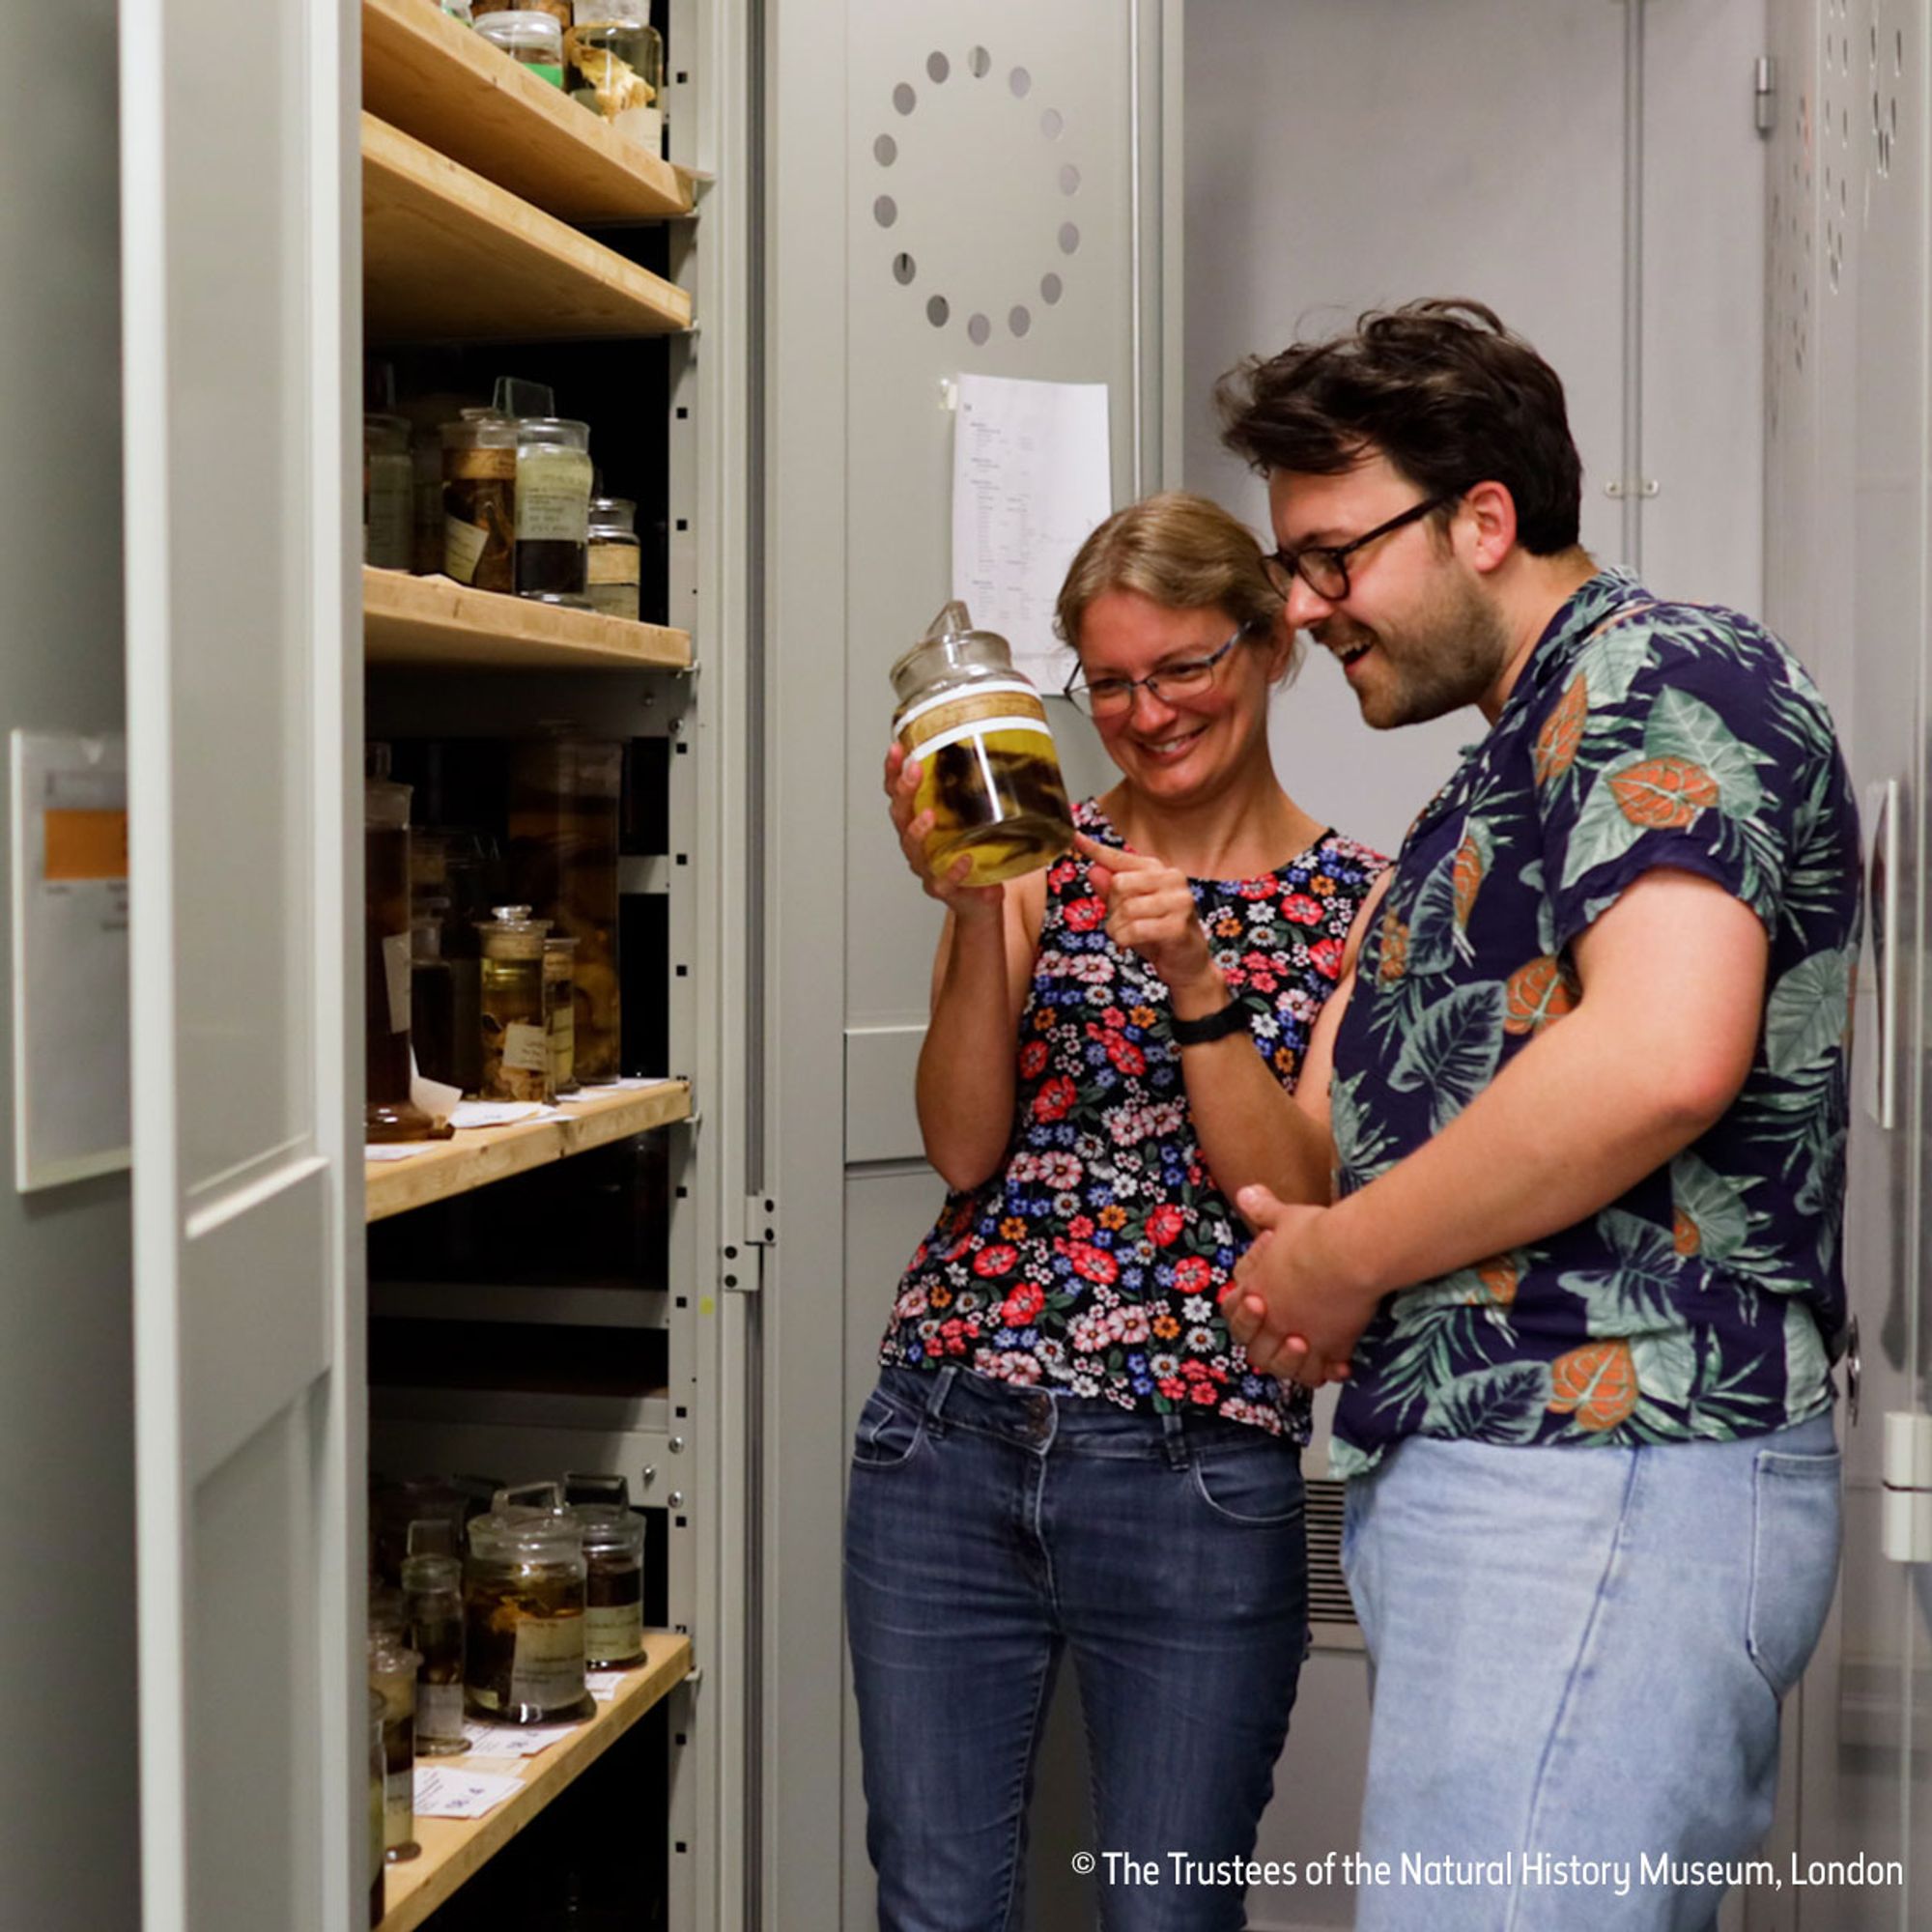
[{"left": 414, "top": 1765, "right": 526, "bottom": 1820}]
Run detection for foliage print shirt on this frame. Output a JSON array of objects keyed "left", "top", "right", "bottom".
[
  {"left": 1329, "top": 570, "right": 1861, "bottom": 1477},
  {"left": 883, "top": 798, "right": 1388, "bottom": 1440}
]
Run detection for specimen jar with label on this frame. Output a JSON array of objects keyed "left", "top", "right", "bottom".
[
  {"left": 544, "top": 933, "right": 581, "bottom": 1094},
  {"left": 890, "top": 601, "right": 1075, "bottom": 887},
  {"left": 367, "top": 1632, "right": 422, "bottom": 1863},
  {"left": 566, "top": 1475, "right": 645, "bottom": 1668},
  {"left": 363, "top": 413, "right": 413, "bottom": 570},
  {"left": 476, "top": 906, "right": 553, "bottom": 1103},
  {"left": 513, "top": 416, "right": 594, "bottom": 598},
  {"left": 474, "top": 8, "right": 566, "bottom": 82},
  {"left": 368, "top": 1691, "right": 386, "bottom": 1926},
  {"left": 465, "top": 1497, "right": 592, "bottom": 1724},
  {"left": 584, "top": 496, "right": 642, "bottom": 620},
  {"left": 508, "top": 732, "right": 621, "bottom": 1083},
  {"left": 403, "top": 1531, "right": 469, "bottom": 1758},
  {"left": 565, "top": 12, "right": 663, "bottom": 151},
  {"left": 365, "top": 747, "right": 439, "bottom": 1142},
  {"left": 440, "top": 408, "right": 517, "bottom": 592}
]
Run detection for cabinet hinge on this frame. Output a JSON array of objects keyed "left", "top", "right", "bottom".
[
  {"left": 1881, "top": 1411, "right": 1932, "bottom": 1563},
  {"left": 721, "top": 1195, "right": 778, "bottom": 1294},
  {"left": 1755, "top": 56, "right": 1777, "bottom": 138}
]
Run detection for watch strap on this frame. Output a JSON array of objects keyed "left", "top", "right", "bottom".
[{"left": 1170, "top": 997, "right": 1250, "bottom": 1046}]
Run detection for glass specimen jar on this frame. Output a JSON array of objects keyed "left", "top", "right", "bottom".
[
  {"left": 565, "top": 1476, "right": 645, "bottom": 1669},
  {"left": 368, "top": 1632, "right": 422, "bottom": 1863},
  {"left": 476, "top": 906, "right": 553, "bottom": 1103},
  {"left": 403, "top": 1543, "right": 469, "bottom": 1757},
  {"left": 475, "top": 0, "right": 570, "bottom": 27},
  {"left": 368, "top": 1691, "right": 386, "bottom": 1926},
  {"left": 514, "top": 417, "right": 594, "bottom": 599},
  {"left": 565, "top": 14, "right": 664, "bottom": 151},
  {"left": 544, "top": 934, "right": 581, "bottom": 1095},
  {"left": 365, "top": 747, "right": 438, "bottom": 1143},
  {"left": 508, "top": 732, "right": 621, "bottom": 1083},
  {"left": 474, "top": 9, "right": 566, "bottom": 83},
  {"left": 363, "top": 414, "right": 413, "bottom": 571},
  {"left": 890, "top": 601, "right": 1075, "bottom": 888},
  {"left": 464, "top": 1501, "right": 592, "bottom": 1723},
  {"left": 440, "top": 409, "right": 517, "bottom": 592},
  {"left": 583, "top": 497, "right": 642, "bottom": 620}
]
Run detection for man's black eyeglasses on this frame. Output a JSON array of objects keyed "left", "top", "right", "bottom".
[{"left": 1261, "top": 495, "right": 1455, "bottom": 603}]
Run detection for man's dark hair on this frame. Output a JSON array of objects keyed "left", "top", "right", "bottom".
[{"left": 1215, "top": 299, "right": 1584, "bottom": 555}]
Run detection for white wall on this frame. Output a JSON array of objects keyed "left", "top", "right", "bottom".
[{"left": 0, "top": 0, "right": 141, "bottom": 1920}]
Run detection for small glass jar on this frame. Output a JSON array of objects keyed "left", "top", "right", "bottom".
[
  {"left": 403, "top": 1545, "right": 470, "bottom": 1757},
  {"left": 544, "top": 935, "right": 580, "bottom": 1094},
  {"left": 476, "top": 906, "right": 553, "bottom": 1103},
  {"left": 440, "top": 409, "right": 517, "bottom": 592},
  {"left": 564, "top": 1475, "right": 645, "bottom": 1668},
  {"left": 368, "top": 1691, "right": 386, "bottom": 1926},
  {"left": 365, "top": 747, "right": 438, "bottom": 1143},
  {"left": 584, "top": 497, "right": 642, "bottom": 621},
  {"left": 368, "top": 1633, "right": 423, "bottom": 1863},
  {"left": 464, "top": 1500, "right": 592, "bottom": 1723},
  {"left": 363, "top": 414, "right": 413, "bottom": 571},
  {"left": 890, "top": 601, "right": 1075, "bottom": 888},
  {"left": 514, "top": 418, "right": 594, "bottom": 599},
  {"left": 474, "top": 9, "right": 566, "bottom": 85},
  {"left": 565, "top": 14, "right": 664, "bottom": 152},
  {"left": 508, "top": 734, "right": 621, "bottom": 1083}
]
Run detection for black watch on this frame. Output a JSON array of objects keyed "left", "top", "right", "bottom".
[{"left": 1170, "top": 997, "right": 1250, "bottom": 1047}]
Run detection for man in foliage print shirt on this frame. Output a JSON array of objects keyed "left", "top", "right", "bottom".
[{"left": 1215, "top": 302, "right": 1859, "bottom": 1932}]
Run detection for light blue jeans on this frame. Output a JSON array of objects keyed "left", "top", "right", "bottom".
[{"left": 1342, "top": 1412, "right": 1841, "bottom": 1932}]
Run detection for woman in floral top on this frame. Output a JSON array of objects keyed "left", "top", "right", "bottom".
[{"left": 845, "top": 492, "right": 1387, "bottom": 1931}]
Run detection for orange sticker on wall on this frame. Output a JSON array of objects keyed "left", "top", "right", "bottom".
[{"left": 43, "top": 809, "right": 128, "bottom": 882}]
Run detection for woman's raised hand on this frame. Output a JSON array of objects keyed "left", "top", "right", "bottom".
[
  {"left": 885, "top": 743, "right": 1005, "bottom": 920},
  {"left": 1073, "top": 833, "right": 1218, "bottom": 994}
]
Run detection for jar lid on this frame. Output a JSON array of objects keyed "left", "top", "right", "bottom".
[
  {"left": 516, "top": 416, "right": 591, "bottom": 452},
  {"left": 477, "top": 9, "right": 562, "bottom": 38},
  {"left": 888, "top": 598, "right": 1017, "bottom": 698},
  {"left": 476, "top": 906, "right": 552, "bottom": 958},
  {"left": 544, "top": 934, "right": 580, "bottom": 955},
  {"left": 587, "top": 497, "right": 637, "bottom": 533},
  {"left": 440, "top": 407, "right": 516, "bottom": 450},
  {"left": 367, "top": 1631, "right": 422, "bottom": 1675},
  {"left": 577, "top": 1505, "right": 644, "bottom": 1557},
  {"left": 469, "top": 1507, "right": 584, "bottom": 1561},
  {"left": 401, "top": 1552, "right": 462, "bottom": 1593},
  {"left": 484, "top": 905, "right": 547, "bottom": 930}
]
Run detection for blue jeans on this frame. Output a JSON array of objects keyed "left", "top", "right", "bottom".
[
  {"left": 844, "top": 1365, "right": 1309, "bottom": 1932},
  {"left": 1343, "top": 1412, "right": 1842, "bottom": 1932}
]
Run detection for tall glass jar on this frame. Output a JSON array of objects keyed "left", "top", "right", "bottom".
[
  {"left": 366, "top": 748, "right": 438, "bottom": 1143},
  {"left": 889, "top": 601, "right": 1075, "bottom": 888},
  {"left": 514, "top": 417, "right": 594, "bottom": 599},
  {"left": 363, "top": 414, "right": 413, "bottom": 570},
  {"left": 567, "top": 1475, "right": 645, "bottom": 1669},
  {"left": 440, "top": 409, "right": 517, "bottom": 591},
  {"left": 368, "top": 1691, "right": 386, "bottom": 1926},
  {"left": 565, "top": 13, "right": 663, "bottom": 152},
  {"left": 403, "top": 1546, "right": 469, "bottom": 1756},
  {"left": 544, "top": 934, "right": 581, "bottom": 1094},
  {"left": 476, "top": 906, "right": 552, "bottom": 1103},
  {"left": 508, "top": 733, "right": 621, "bottom": 1083},
  {"left": 464, "top": 1504, "right": 592, "bottom": 1723},
  {"left": 368, "top": 1633, "right": 422, "bottom": 1862},
  {"left": 583, "top": 497, "right": 642, "bottom": 620},
  {"left": 474, "top": 8, "right": 566, "bottom": 83}
]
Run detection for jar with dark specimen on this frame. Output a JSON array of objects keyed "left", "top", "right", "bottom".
[
  {"left": 464, "top": 1504, "right": 592, "bottom": 1724},
  {"left": 368, "top": 1691, "right": 386, "bottom": 1926},
  {"left": 544, "top": 934, "right": 580, "bottom": 1095},
  {"left": 368, "top": 1633, "right": 422, "bottom": 1863},
  {"left": 889, "top": 601, "right": 1075, "bottom": 888},
  {"left": 365, "top": 747, "right": 438, "bottom": 1143},
  {"left": 363, "top": 413, "right": 413, "bottom": 571},
  {"left": 583, "top": 496, "right": 642, "bottom": 620},
  {"left": 475, "top": 906, "right": 553, "bottom": 1104},
  {"left": 571, "top": 1480, "right": 644, "bottom": 1668},
  {"left": 403, "top": 1545, "right": 469, "bottom": 1757},
  {"left": 508, "top": 733, "right": 620, "bottom": 1083},
  {"left": 440, "top": 409, "right": 516, "bottom": 592},
  {"left": 513, "top": 417, "right": 593, "bottom": 599}
]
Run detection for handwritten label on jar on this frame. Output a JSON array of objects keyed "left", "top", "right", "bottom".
[
  {"left": 549, "top": 1008, "right": 576, "bottom": 1084},
  {"left": 586, "top": 546, "right": 640, "bottom": 586},
  {"left": 584, "top": 1602, "right": 642, "bottom": 1665},
  {"left": 417, "top": 1681, "right": 466, "bottom": 1745},
  {"left": 515, "top": 449, "right": 593, "bottom": 544},
  {"left": 444, "top": 516, "right": 491, "bottom": 585},
  {"left": 383, "top": 931, "right": 412, "bottom": 1035},
  {"left": 384, "top": 1769, "right": 413, "bottom": 1843},
  {"left": 895, "top": 679, "right": 1055, "bottom": 758},
  {"left": 509, "top": 1614, "right": 585, "bottom": 1711},
  {"left": 503, "top": 1020, "right": 550, "bottom": 1074}
]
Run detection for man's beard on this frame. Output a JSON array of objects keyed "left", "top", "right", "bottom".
[{"left": 1314, "top": 573, "right": 1511, "bottom": 730}]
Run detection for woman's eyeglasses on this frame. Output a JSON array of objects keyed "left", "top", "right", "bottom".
[{"left": 1062, "top": 621, "right": 1259, "bottom": 719}]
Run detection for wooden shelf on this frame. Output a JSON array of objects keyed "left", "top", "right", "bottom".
[
  {"left": 366, "top": 1080, "right": 692, "bottom": 1223},
  {"left": 362, "top": 0, "right": 695, "bottom": 225},
  {"left": 364, "top": 113, "right": 693, "bottom": 342},
  {"left": 364, "top": 567, "right": 692, "bottom": 671},
  {"left": 378, "top": 1632, "right": 692, "bottom": 1932}
]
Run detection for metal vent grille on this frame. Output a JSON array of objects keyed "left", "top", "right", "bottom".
[{"left": 1305, "top": 1476, "right": 1361, "bottom": 1644}]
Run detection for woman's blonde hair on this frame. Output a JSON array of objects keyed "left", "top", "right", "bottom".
[{"left": 1052, "top": 490, "right": 1297, "bottom": 680}]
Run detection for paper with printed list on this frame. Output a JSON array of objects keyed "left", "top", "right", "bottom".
[
  {"left": 951, "top": 374, "right": 1112, "bottom": 685},
  {"left": 413, "top": 1764, "right": 526, "bottom": 1821}
]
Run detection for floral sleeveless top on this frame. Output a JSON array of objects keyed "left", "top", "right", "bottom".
[{"left": 881, "top": 798, "right": 1388, "bottom": 1439}]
